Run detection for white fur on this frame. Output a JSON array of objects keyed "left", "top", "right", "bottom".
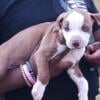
[
  {"left": 61, "top": 48, "right": 85, "bottom": 64},
  {"left": 66, "top": 11, "right": 84, "bottom": 29},
  {"left": 51, "top": 42, "right": 66, "bottom": 59},
  {"left": 67, "top": 67, "right": 88, "bottom": 100},
  {"left": 61, "top": 11, "right": 90, "bottom": 49},
  {"left": 31, "top": 79, "right": 47, "bottom": 100},
  {"left": 61, "top": 12, "right": 89, "bottom": 100}
]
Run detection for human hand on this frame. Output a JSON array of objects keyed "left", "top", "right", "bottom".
[
  {"left": 84, "top": 42, "right": 100, "bottom": 67},
  {"left": 49, "top": 50, "right": 72, "bottom": 78}
]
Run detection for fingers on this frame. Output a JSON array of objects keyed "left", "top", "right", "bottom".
[
  {"left": 84, "top": 42, "right": 100, "bottom": 67},
  {"left": 86, "top": 42, "right": 100, "bottom": 52},
  {"left": 49, "top": 48, "right": 69, "bottom": 64},
  {"left": 49, "top": 49, "right": 72, "bottom": 78},
  {"left": 84, "top": 49, "right": 100, "bottom": 63},
  {"left": 84, "top": 52, "right": 96, "bottom": 61},
  {"left": 85, "top": 44, "right": 95, "bottom": 54},
  {"left": 92, "top": 42, "right": 100, "bottom": 50},
  {"left": 84, "top": 52, "right": 100, "bottom": 67},
  {"left": 50, "top": 52, "right": 73, "bottom": 70},
  {"left": 49, "top": 60, "right": 72, "bottom": 78},
  {"left": 57, "top": 61, "right": 72, "bottom": 70},
  {"left": 85, "top": 42, "right": 100, "bottom": 59}
]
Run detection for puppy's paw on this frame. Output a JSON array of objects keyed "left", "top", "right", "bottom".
[
  {"left": 31, "top": 79, "right": 47, "bottom": 100},
  {"left": 79, "top": 96, "right": 88, "bottom": 100},
  {"left": 78, "top": 92, "right": 88, "bottom": 100}
]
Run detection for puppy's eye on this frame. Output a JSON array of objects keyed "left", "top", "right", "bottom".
[
  {"left": 82, "top": 25, "right": 89, "bottom": 32},
  {"left": 64, "top": 26, "right": 69, "bottom": 31},
  {"left": 64, "top": 22, "right": 70, "bottom": 31}
]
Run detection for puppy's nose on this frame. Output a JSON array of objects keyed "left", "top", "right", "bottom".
[{"left": 72, "top": 40, "right": 80, "bottom": 48}]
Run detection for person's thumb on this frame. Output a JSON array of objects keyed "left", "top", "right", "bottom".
[
  {"left": 86, "top": 44, "right": 95, "bottom": 54},
  {"left": 84, "top": 52, "right": 97, "bottom": 62}
]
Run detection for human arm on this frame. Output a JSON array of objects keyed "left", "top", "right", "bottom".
[
  {"left": 0, "top": 67, "right": 26, "bottom": 93},
  {"left": 0, "top": 52, "right": 72, "bottom": 94},
  {"left": 0, "top": 23, "right": 72, "bottom": 93}
]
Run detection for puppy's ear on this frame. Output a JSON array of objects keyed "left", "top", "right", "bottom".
[
  {"left": 50, "top": 23, "right": 59, "bottom": 34},
  {"left": 90, "top": 13, "right": 100, "bottom": 25},
  {"left": 56, "top": 12, "right": 67, "bottom": 28}
]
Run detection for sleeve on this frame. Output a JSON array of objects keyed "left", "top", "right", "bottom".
[
  {"left": 0, "top": 0, "right": 16, "bottom": 33},
  {"left": 0, "top": 0, "right": 15, "bottom": 15},
  {"left": 87, "top": 0, "right": 100, "bottom": 33},
  {"left": 0, "top": 15, "right": 1, "bottom": 24},
  {"left": 0, "top": 0, "right": 5, "bottom": 33}
]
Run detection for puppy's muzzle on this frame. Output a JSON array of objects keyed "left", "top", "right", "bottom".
[
  {"left": 72, "top": 40, "right": 80, "bottom": 48},
  {"left": 70, "top": 36, "right": 84, "bottom": 49}
]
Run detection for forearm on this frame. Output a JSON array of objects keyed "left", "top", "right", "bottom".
[
  {"left": 0, "top": 64, "right": 60, "bottom": 94},
  {"left": 0, "top": 51, "right": 72, "bottom": 93},
  {"left": 0, "top": 67, "right": 27, "bottom": 93}
]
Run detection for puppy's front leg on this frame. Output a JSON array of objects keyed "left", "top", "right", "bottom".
[
  {"left": 31, "top": 53, "right": 50, "bottom": 100},
  {"left": 67, "top": 63, "right": 88, "bottom": 100},
  {"left": 31, "top": 23, "right": 58, "bottom": 100}
]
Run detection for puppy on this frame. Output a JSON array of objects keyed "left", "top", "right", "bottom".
[
  {"left": 32, "top": 9, "right": 100, "bottom": 100},
  {"left": 0, "top": 9, "right": 99, "bottom": 100}
]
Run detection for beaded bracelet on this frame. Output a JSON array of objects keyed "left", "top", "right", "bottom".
[
  {"left": 20, "top": 64, "right": 32, "bottom": 87},
  {"left": 26, "top": 61, "right": 36, "bottom": 81},
  {"left": 22, "top": 63, "right": 36, "bottom": 84},
  {"left": 20, "top": 61, "right": 37, "bottom": 87}
]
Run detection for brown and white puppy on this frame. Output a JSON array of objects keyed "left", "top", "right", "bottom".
[
  {"left": 0, "top": 9, "right": 99, "bottom": 100},
  {"left": 31, "top": 9, "right": 100, "bottom": 100}
]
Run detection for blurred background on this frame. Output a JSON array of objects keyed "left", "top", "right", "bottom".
[{"left": 94, "top": 0, "right": 100, "bottom": 11}]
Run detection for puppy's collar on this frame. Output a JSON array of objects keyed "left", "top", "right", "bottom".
[{"left": 59, "top": 0, "right": 87, "bottom": 11}]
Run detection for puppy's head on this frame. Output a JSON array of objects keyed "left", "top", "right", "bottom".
[{"left": 57, "top": 9, "right": 100, "bottom": 49}]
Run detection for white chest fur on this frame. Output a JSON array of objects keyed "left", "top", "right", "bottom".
[{"left": 55, "top": 42, "right": 85, "bottom": 64}]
